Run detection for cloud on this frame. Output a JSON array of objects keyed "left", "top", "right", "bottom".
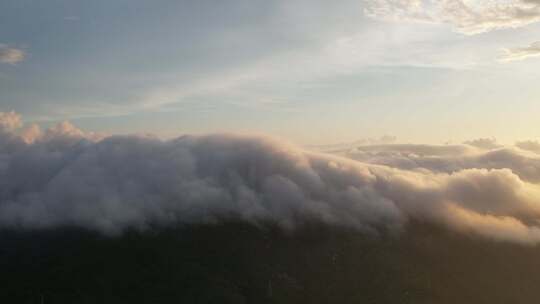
[
  {"left": 0, "top": 111, "right": 103, "bottom": 146},
  {"left": 0, "top": 111, "right": 22, "bottom": 132},
  {"left": 463, "top": 137, "right": 501, "bottom": 149},
  {"left": 2, "top": 112, "right": 540, "bottom": 245},
  {"left": 310, "top": 136, "right": 398, "bottom": 152},
  {"left": 0, "top": 44, "right": 25, "bottom": 64},
  {"left": 499, "top": 41, "right": 540, "bottom": 62},
  {"left": 516, "top": 140, "right": 540, "bottom": 153},
  {"left": 339, "top": 143, "right": 540, "bottom": 183},
  {"left": 363, "top": 0, "right": 434, "bottom": 23},
  {"left": 364, "top": 0, "right": 540, "bottom": 35}
]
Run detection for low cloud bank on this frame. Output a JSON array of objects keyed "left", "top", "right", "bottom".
[
  {"left": 2, "top": 112, "right": 540, "bottom": 245},
  {"left": 337, "top": 141, "right": 540, "bottom": 183}
]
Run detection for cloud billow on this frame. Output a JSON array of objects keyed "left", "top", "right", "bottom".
[{"left": 2, "top": 112, "right": 540, "bottom": 245}]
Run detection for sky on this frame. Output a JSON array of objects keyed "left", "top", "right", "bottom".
[{"left": 1, "top": 0, "right": 540, "bottom": 144}]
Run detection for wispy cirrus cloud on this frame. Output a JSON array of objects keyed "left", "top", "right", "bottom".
[
  {"left": 0, "top": 44, "right": 25, "bottom": 65},
  {"left": 364, "top": 0, "right": 540, "bottom": 35},
  {"left": 499, "top": 41, "right": 540, "bottom": 62}
]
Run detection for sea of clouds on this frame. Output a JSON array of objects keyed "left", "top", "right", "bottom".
[{"left": 2, "top": 111, "right": 540, "bottom": 244}]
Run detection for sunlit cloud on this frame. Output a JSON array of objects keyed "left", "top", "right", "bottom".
[
  {"left": 336, "top": 141, "right": 540, "bottom": 183},
  {"left": 0, "top": 44, "right": 25, "bottom": 64},
  {"left": 499, "top": 41, "right": 540, "bottom": 62},
  {"left": 463, "top": 137, "right": 501, "bottom": 149},
  {"left": 364, "top": 0, "right": 540, "bottom": 34},
  {"left": 0, "top": 111, "right": 22, "bottom": 131}
]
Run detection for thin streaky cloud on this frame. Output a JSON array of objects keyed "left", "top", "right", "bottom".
[
  {"left": 364, "top": 0, "right": 540, "bottom": 35},
  {"left": 499, "top": 41, "right": 540, "bottom": 62},
  {"left": 0, "top": 44, "right": 25, "bottom": 64}
]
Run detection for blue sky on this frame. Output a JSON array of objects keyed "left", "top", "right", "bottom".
[{"left": 1, "top": 0, "right": 540, "bottom": 144}]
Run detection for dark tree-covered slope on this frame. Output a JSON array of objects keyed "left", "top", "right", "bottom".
[{"left": 2, "top": 222, "right": 540, "bottom": 303}]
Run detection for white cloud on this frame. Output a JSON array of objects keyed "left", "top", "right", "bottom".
[
  {"left": 2, "top": 112, "right": 540, "bottom": 245},
  {"left": 499, "top": 41, "right": 540, "bottom": 62},
  {"left": 337, "top": 142, "right": 540, "bottom": 183},
  {"left": 463, "top": 137, "right": 501, "bottom": 149},
  {"left": 365, "top": 0, "right": 540, "bottom": 34},
  {"left": 0, "top": 44, "right": 25, "bottom": 64}
]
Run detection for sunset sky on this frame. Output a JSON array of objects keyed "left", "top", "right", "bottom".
[{"left": 1, "top": 0, "right": 540, "bottom": 144}]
